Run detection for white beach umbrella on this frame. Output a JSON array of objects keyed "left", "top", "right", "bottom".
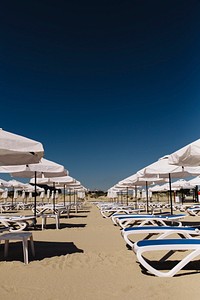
[
  {"left": 107, "top": 189, "right": 118, "bottom": 199},
  {"left": 138, "top": 155, "right": 200, "bottom": 214},
  {"left": 48, "top": 175, "right": 75, "bottom": 184},
  {"left": 7, "top": 179, "right": 27, "bottom": 206},
  {"left": 2, "top": 188, "right": 8, "bottom": 199},
  {"left": 40, "top": 191, "right": 45, "bottom": 199},
  {"left": 29, "top": 176, "right": 85, "bottom": 205},
  {"left": 7, "top": 179, "right": 27, "bottom": 188},
  {"left": 0, "top": 179, "right": 10, "bottom": 187},
  {"left": 13, "top": 189, "right": 18, "bottom": 199},
  {"left": 118, "top": 173, "right": 167, "bottom": 212},
  {"left": 51, "top": 190, "right": 54, "bottom": 200},
  {"left": 188, "top": 176, "right": 200, "bottom": 186},
  {"left": 6, "top": 158, "right": 68, "bottom": 221},
  {"left": 10, "top": 158, "right": 68, "bottom": 178},
  {"left": 0, "top": 128, "right": 44, "bottom": 165},
  {"left": 77, "top": 191, "right": 85, "bottom": 199},
  {"left": 22, "top": 190, "right": 26, "bottom": 199},
  {"left": 149, "top": 184, "right": 163, "bottom": 192},
  {"left": 171, "top": 179, "right": 194, "bottom": 190},
  {"left": 47, "top": 189, "right": 50, "bottom": 200},
  {"left": 23, "top": 183, "right": 44, "bottom": 192},
  {"left": 168, "top": 139, "right": 200, "bottom": 167}
]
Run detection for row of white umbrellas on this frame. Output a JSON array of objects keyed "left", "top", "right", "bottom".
[
  {"left": 0, "top": 129, "right": 87, "bottom": 219},
  {"left": 0, "top": 128, "right": 86, "bottom": 189},
  {"left": 109, "top": 138, "right": 200, "bottom": 214}
]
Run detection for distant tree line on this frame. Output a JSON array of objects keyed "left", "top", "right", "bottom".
[{"left": 88, "top": 190, "right": 107, "bottom": 198}]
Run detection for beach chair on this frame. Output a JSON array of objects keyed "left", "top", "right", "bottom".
[
  {"left": 117, "top": 214, "right": 186, "bottom": 229},
  {"left": 111, "top": 213, "right": 150, "bottom": 226},
  {"left": 133, "top": 238, "right": 200, "bottom": 277},
  {"left": 0, "top": 215, "right": 36, "bottom": 232},
  {"left": 122, "top": 226, "right": 200, "bottom": 248},
  {"left": 187, "top": 206, "right": 200, "bottom": 216},
  {"left": 100, "top": 206, "right": 141, "bottom": 218}
]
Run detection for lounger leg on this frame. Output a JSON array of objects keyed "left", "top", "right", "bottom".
[
  {"left": 22, "top": 238, "right": 29, "bottom": 264},
  {"left": 137, "top": 248, "right": 200, "bottom": 277},
  {"left": 30, "top": 235, "right": 35, "bottom": 257},
  {"left": 41, "top": 216, "right": 45, "bottom": 230},
  {"left": 67, "top": 206, "right": 70, "bottom": 218},
  {"left": 4, "top": 240, "right": 9, "bottom": 257},
  {"left": 56, "top": 215, "right": 60, "bottom": 229}
]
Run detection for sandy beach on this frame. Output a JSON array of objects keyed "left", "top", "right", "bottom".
[{"left": 0, "top": 201, "right": 200, "bottom": 300}]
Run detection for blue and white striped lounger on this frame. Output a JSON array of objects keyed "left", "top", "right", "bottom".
[
  {"left": 111, "top": 213, "right": 150, "bottom": 226},
  {"left": 187, "top": 206, "right": 200, "bottom": 216},
  {"left": 117, "top": 214, "right": 186, "bottom": 229},
  {"left": 134, "top": 238, "right": 200, "bottom": 277},
  {"left": 122, "top": 226, "right": 200, "bottom": 248}
]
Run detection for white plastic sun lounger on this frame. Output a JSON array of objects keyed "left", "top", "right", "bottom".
[
  {"left": 0, "top": 215, "right": 36, "bottom": 232},
  {"left": 134, "top": 238, "right": 200, "bottom": 277},
  {"left": 122, "top": 226, "right": 200, "bottom": 248},
  {"left": 187, "top": 206, "right": 200, "bottom": 216},
  {"left": 100, "top": 207, "right": 142, "bottom": 218},
  {"left": 117, "top": 214, "right": 186, "bottom": 229},
  {"left": 111, "top": 213, "right": 151, "bottom": 226}
]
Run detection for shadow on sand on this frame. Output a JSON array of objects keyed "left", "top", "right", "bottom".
[
  {"left": 43, "top": 223, "right": 87, "bottom": 230},
  {"left": 139, "top": 258, "right": 200, "bottom": 277},
  {"left": 0, "top": 240, "right": 84, "bottom": 263}
]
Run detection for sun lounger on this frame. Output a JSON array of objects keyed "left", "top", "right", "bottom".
[
  {"left": 111, "top": 213, "right": 150, "bottom": 226},
  {"left": 134, "top": 238, "right": 200, "bottom": 277},
  {"left": 0, "top": 215, "right": 36, "bottom": 232},
  {"left": 187, "top": 206, "right": 200, "bottom": 216},
  {"left": 100, "top": 206, "right": 142, "bottom": 218},
  {"left": 122, "top": 226, "right": 200, "bottom": 248},
  {"left": 117, "top": 214, "right": 186, "bottom": 229}
]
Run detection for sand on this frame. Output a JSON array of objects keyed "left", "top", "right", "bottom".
[{"left": 0, "top": 202, "right": 200, "bottom": 300}]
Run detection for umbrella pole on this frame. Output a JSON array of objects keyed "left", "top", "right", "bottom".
[
  {"left": 69, "top": 189, "right": 71, "bottom": 205},
  {"left": 53, "top": 182, "right": 56, "bottom": 213},
  {"left": 126, "top": 187, "right": 128, "bottom": 206},
  {"left": 169, "top": 173, "right": 173, "bottom": 215},
  {"left": 181, "top": 188, "right": 184, "bottom": 205},
  {"left": 12, "top": 187, "right": 14, "bottom": 208},
  {"left": 146, "top": 181, "right": 149, "bottom": 214},
  {"left": 34, "top": 171, "right": 37, "bottom": 226},
  {"left": 63, "top": 184, "right": 66, "bottom": 206},
  {"left": 135, "top": 186, "right": 137, "bottom": 209}
]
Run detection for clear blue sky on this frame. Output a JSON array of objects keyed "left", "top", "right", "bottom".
[{"left": 1, "top": 0, "right": 200, "bottom": 191}]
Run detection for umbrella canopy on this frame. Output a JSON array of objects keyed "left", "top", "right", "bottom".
[
  {"left": 2, "top": 188, "right": 8, "bottom": 198},
  {"left": 0, "top": 128, "right": 44, "bottom": 165},
  {"left": 149, "top": 184, "right": 164, "bottom": 192},
  {"left": 30, "top": 175, "right": 76, "bottom": 185},
  {"left": 168, "top": 139, "right": 200, "bottom": 166},
  {"left": 0, "top": 179, "right": 10, "bottom": 187},
  {"left": 7, "top": 179, "right": 27, "bottom": 188},
  {"left": 137, "top": 155, "right": 200, "bottom": 214},
  {"left": 10, "top": 158, "right": 68, "bottom": 178},
  {"left": 107, "top": 189, "right": 118, "bottom": 198},
  {"left": 188, "top": 176, "right": 200, "bottom": 186},
  {"left": 47, "top": 189, "right": 50, "bottom": 199},
  {"left": 3, "top": 158, "right": 68, "bottom": 222},
  {"left": 24, "top": 184, "right": 44, "bottom": 192},
  {"left": 139, "top": 155, "right": 200, "bottom": 178},
  {"left": 171, "top": 179, "right": 194, "bottom": 190}
]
